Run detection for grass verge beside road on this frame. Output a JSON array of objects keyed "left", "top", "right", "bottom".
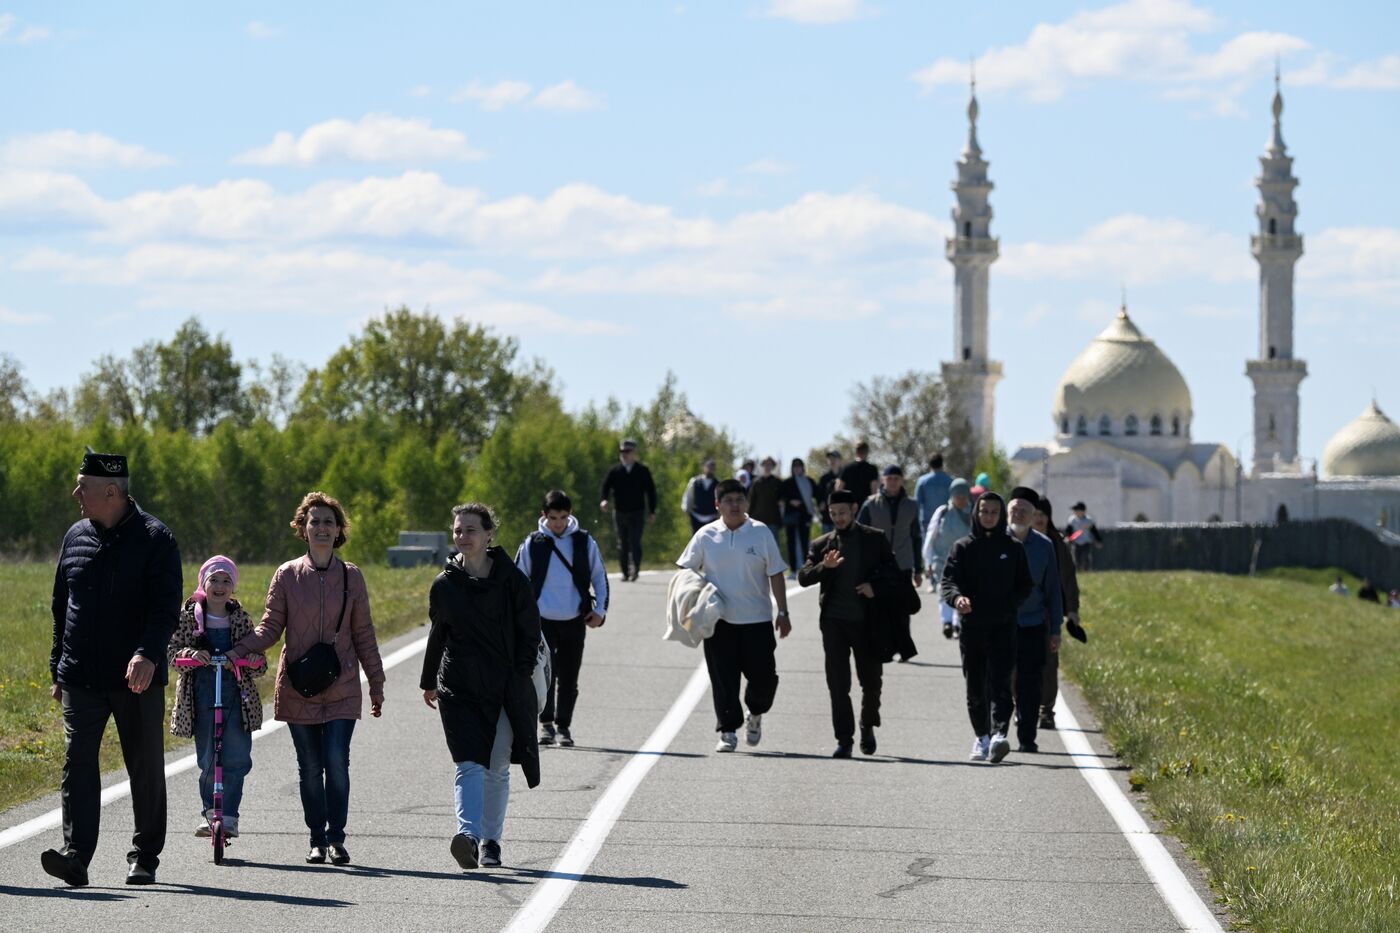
[
  {"left": 0, "top": 562, "right": 439, "bottom": 813},
  {"left": 1065, "top": 570, "right": 1399, "bottom": 932}
]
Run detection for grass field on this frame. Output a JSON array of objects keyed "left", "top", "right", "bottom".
[
  {"left": 1066, "top": 569, "right": 1400, "bottom": 932},
  {"left": 0, "top": 561, "right": 439, "bottom": 813}
]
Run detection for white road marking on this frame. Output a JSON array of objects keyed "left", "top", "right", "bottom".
[
  {"left": 504, "top": 583, "right": 810, "bottom": 933},
  {"left": 1056, "top": 695, "right": 1224, "bottom": 932}
]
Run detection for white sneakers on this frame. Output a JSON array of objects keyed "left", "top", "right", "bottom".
[
  {"left": 195, "top": 816, "right": 211, "bottom": 837},
  {"left": 744, "top": 713, "right": 763, "bottom": 747},
  {"left": 969, "top": 735, "right": 990, "bottom": 761},
  {"left": 715, "top": 731, "right": 739, "bottom": 753},
  {"left": 988, "top": 733, "right": 1011, "bottom": 764},
  {"left": 195, "top": 814, "right": 239, "bottom": 837}
]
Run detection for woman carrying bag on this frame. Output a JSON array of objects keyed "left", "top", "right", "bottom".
[
  {"left": 229, "top": 491, "right": 386, "bottom": 866},
  {"left": 422, "top": 502, "right": 542, "bottom": 871}
]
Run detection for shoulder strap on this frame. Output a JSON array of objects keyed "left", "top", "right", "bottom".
[{"left": 334, "top": 558, "right": 350, "bottom": 634}]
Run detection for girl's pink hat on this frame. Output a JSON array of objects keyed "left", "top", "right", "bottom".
[{"left": 192, "top": 555, "right": 238, "bottom": 635}]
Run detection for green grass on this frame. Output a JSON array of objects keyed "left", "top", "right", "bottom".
[
  {"left": 0, "top": 561, "right": 439, "bottom": 813},
  {"left": 1066, "top": 571, "right": 1400, "bottom": 932}
]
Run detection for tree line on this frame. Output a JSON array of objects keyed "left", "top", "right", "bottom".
[{"left": 0, "top": 308, "right": 1001, "bottom": 566}]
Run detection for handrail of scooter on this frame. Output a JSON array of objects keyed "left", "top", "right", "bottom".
[{"left": 173, "top": 655, "right": 259, "bottom": 681}]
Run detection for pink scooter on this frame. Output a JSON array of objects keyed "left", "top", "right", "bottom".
[{"left": 174, "top": 653, "right": 257, "bottom": 864}]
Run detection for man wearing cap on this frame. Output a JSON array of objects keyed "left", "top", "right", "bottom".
[
  {"left": 43, "top": 452, "right": 182, "bottom": 887},
  {"left": 746, "top": 456, "right": 784, "bottom": 549},
  {"left": 681, "top": 458, "right": 720, "bottom": 533},
  {"left": 1006, "top": 487, "right": 1063, "bottom": 754},
  {"left": 857, "top": 465, "right": 923, "bottom": 661},
  {"left": 798, "top": 489, "right": 898, "bottom": 758},
  {"left": 815, "top": 449, "right": 843, "bottom": 534},
  {"left": 1065, "top": 502, "right": 1101, "bottom": 572},
  {"left": 599, "top": 439, "right": 658, "bottom": 582}
]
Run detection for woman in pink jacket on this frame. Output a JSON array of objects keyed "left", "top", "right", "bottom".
[{"left": 230, "top": 491, "right": 386, "bottom": 866}]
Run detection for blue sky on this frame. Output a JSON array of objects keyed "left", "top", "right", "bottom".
[{"left": 1, "top": 0, "right": 1396, "bottom": 469}]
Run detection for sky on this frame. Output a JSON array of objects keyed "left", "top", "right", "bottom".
[{"left": 1, "top": 0, "right": 1397, "bottom": 469}]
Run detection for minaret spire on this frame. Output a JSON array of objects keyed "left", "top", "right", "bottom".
[{"left": 941, "top": 77, "right": 1002, "bottom": 457}]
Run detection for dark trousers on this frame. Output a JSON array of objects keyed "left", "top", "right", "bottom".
[
  {"left": 690, "top": 514, "right": 717, "bottom": 533},
  {"left": 1073, "top": 544, "right": 1094, "bottom": 572},
  {"left": 288, "top": 719, "right": 356, "bottom": 847},
  {"left": 820, "top": 616, "right": 882, "bottom": 744},
  {"left": 784, "top": 515, "right": 811, "bottom": 574},
  {"left": 1040, "top": 629, "right": 1060, "bottom": 717},
  {"left": 613, "top": 509, "right": 646, "bottom": 576},
  {"left": 60, "top": 684, "right": 167, "bottom": 869},
  {"left": 702, "top": 620, "right": 779, "bottom": 732},
  {"left": 958, "top": 619, "right": 1015, "bottom": 738},
  {"left": 540, "top": 616, "right": 588, "bottom": 728},
  {"left": 1014, "top": 624, "right": 1047, "bottom": 745}
]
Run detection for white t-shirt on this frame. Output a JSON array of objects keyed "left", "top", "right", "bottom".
[{"left": 677, "top": 517, "right": 787, "bottom": 624}]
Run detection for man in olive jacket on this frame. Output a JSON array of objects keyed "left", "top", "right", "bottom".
[{"left": 43, "top": 452, "right": 183, "bottom": 887}]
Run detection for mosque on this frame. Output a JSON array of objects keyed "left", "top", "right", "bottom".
[{"left": 939, "top": 77, "right": 1400, "bottom": 530}]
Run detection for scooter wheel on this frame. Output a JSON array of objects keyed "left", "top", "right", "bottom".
[{"left": 212, "top": 820, "right": 225, "bottom": 864}]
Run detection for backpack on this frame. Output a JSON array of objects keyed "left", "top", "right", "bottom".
[{"left": 525, "top": 531, "right": 596, "bottom": 616}]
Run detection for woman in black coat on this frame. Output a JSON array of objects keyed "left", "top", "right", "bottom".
[{"left": 421, "top": 502, "right": 541, "bottom": 871}]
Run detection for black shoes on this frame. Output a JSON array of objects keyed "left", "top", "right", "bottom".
[
  {"left": 1018, "top": 742, "right": 1039, "bottom": 753},
  {"left": 540, "top": 722, "right": 557, "bottom": 746},
  {"left": 942, "top": 622, "right": 954, "bottom": 639},
  {"left": 1039, "top": 711, "right": 1056, "bottom": 730},
  {"left": 328, "top": 844, "right": 350, "bottom": 865},
  {"left": 452, "top": 833, "right": 480, "bottom": 870},
  {"left": 125, "top": 862, "right": 156, "bottom": 885},
  {"left": 832, "top": 743, "right": 853, "bottom": 758},
  {"left": 481, "top": 839, "right": 502, "bottom": 867},
  {"left": 859, "top": 726, "right": 877, "bottom": 756},
  {"left": 556, "top": 726, "right": 574, "bottom": 747},
  {"left": 40, "top": 849, "right": 88, "bottom": 887}
]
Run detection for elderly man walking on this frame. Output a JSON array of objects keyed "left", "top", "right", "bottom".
[
  {"left": 1006, "top": 487, "right": 1063, "bottom": 754},
  {"left": 43, "top": 452, "right": 183, "bottom": 887},
  {"left": 600, "top": 438, "right": 658, "bottom": 581},
  {"left": 858, "top": 465, "right": 923, "bottom": 661}
]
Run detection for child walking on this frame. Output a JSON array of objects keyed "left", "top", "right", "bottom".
[{"left": 167, "top": 556, "right": 267, "bottom": 837}]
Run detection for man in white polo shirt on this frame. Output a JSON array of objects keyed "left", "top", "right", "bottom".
[{"left": 677, "top": 478, "right": 792, "bottom": 753}]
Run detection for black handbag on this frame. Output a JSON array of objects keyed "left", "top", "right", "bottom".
[{"left": 287, "top": 561, "right": 349, "bottom": 699}]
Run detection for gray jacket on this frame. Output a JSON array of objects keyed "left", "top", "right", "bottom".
[{"left": 858, "top": 491, "right": 923, "bottom": 574}]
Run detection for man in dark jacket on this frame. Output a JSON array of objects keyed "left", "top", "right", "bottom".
[
  {"left": 599, "top": 438, "right": 658, "bottom": 581},
  {"left": 798, "top": 490, "right": 899, "bottom": 758},
  {"left": 816, "top": 449, "right": 842, "bottom": 534},
  {"left": 1033, "top": 498, "right": 1081, "bottom": 731},
  {"left": 746, "top": 456, "right": 784, "bottom": 547},
  {"left": 858, "top": 465, "right": 923, "bottom": 662},
  {"left": 43, "top": 452, "right": 182, "bottom": 887},
  {"left": 940, "top": 491, "right": 1032, "bottom": 764}
]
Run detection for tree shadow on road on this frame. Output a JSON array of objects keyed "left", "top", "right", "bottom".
[{"left": 0, "top": 883, "right": 136, "bottom": 901}]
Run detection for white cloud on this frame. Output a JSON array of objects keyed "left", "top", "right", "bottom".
[
  {"left": 408, "top": 84, "right": 431, "bottom": 98},
  {"left": 234, "top": 114, "right": 485, "bottom": 165},
  {"left": 452, "top": 80, "right": 533, "bottom": 110},
  {"left": 0, "top": 12, "right": 50, "bottom": 44},
  {"left": 1301, "top": 226, "right": 1400, "bottom": 305},
  {"left": 0, "top": 305, "right": 49, "bottom": 324},
  {"left": 1002, "top": 213, "right": 1246, "bottom": 284},
  {"left": 1291, "top": 54, "right": 1400, "bottom": 91},
  {"left": 0, "top": 131, "right": 172, "bottom": 170},
  {"left": 764, "top": 0, "right": 873, "bottom": 25},
  {"left": 246, "top": 21, "right": 279, "bottom": 40},
  {"left": 531, "top": 80, "right": 603, "bottom": 112}
]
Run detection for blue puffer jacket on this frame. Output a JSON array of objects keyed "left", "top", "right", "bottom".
[{"left": 51, "top": 500, "right": 183, "bottom": 691}]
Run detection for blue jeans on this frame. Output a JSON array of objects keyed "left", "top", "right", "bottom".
[
  {"left": 193, "top": 665, "right": 252, "bottom": 821},
  {"left": 454, "top": 709, "right": 512, "bottom": 841},
  {"left": 288, "top": 719, "right": 356, "bottom": 846}
]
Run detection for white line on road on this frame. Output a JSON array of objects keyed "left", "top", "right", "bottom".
[
  {"left": 1056, "top": 696, "right": 1224, "bottom": 932},
  {"left": 503, "top": 583, "right": 811, "bottom": 933}
]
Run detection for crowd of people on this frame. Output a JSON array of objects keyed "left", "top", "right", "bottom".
[
  {"left": 1329, "top": 574, "right": 1400, "bottom": 607},
  {"left": 42, "top": 440, "right": 1090, "bottom": 887}
]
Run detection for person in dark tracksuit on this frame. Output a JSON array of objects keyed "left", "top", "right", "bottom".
[
  {"left": 44, "top": 452, "right": 183, "bottom": 888},
  {"left": 1033, "top": 498, "right": 1080, "bottom": 731},
  {"left": 1006, "top": 487, "right": 1063, "bottom": 754},
  {"left": 599, "top": 438, "right": 658, "bottom": 581},
  {"left": 798, "top": 489, "right": 898, "bottom": 758},
  {"left": 516, "top": 490, "right": 609, "bottom": 749},
  {"left": 940, "top": 491, "right": 1031, "bottom": 765}
]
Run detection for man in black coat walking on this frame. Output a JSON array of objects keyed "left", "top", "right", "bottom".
[
  {"left": 798, "top": 490, "right": 899, "bottom": 758},
  {"left": 43, "top": 452, "right": 182, "bottom": 887},
  {"left": 599, "top": 438, "right": 658, "bottom": 581},
  {"left": 940, "top": 491, "right": 1032, "bottom": 765}
]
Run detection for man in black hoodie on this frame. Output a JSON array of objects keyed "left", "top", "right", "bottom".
[{"left": 940, "top": 491, "right": 1032, "bottom": 764}]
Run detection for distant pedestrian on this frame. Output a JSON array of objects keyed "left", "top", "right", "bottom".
[
  {"left": 1032, "top": 498, "right": 1081, "bottom": 731},
  {"left": 858, "top": 465, "right": 923, "bottom": 661},
  {"left": 779, "top": 458, "right": 817, "bottom": 579},
  {"left": 1006, "top": 487, "right": 1063, "bottom": 754},
  {"left": 516, "top": 490, "right": 609, "bottom": 749},
  {"left": 816, "top": 449, "right": 843, "bottom": 534},
  {"left": 738, "top": 458, "right": 756, "bottom": 491},
  {"left": 1328, "top": 575, "right": 1349, "bottom": 597},
  {"left": 1388, "top": 589, "right": 1400, "bottom": 608},
  {"left": 1358, "top": 578, "right": 1381, "bottom": 603},
  {"left": 43, "top": 451, "right": 182, "bottom": 888},
  {"left": 747, "top": 456, "right": 784, "bottom": 548},
  {"left": 837, "top": 441, "right": 879, "bottom": 498},
  {"left": 798, "top": 490, "right": 898, "bottom": 758},
  {"left": 681, "top": 458, "right": 721, "bottom": 532},
  {"left": 913, "top": 453, "right": 953, "bottom": 539},
  {"left": 941, "top": 492, "right": 1032, "bottom": 765},
  {"left": 924, "top": 477, "right": 973, "bottom": 636},
  {"left": 423, "top": 503, "right": 541, "bottom": 871},
  {"left": 1065, "top": 502, "right": 1102, "bottom": 572},
  {"left": 969, "top": 471, "right": 991, "bottom": 503},
  {"left": 676, "top": 479, "right": 791, "bottom": 753},
  {"left": 168, "top": 556, "right": 268, "bottom": 841},
  {"left": 599, "top": 438, "right": 658, "bottom": 581},
  {"left": 228, "top": 491, "right": 386, "bottom": 867}
]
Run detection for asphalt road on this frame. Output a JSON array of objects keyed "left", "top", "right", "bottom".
[{"left": 0, "top": 570, "right": 1225, "bottom": 931}]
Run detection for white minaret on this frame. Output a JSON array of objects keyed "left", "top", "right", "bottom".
[
  {"left": 941, "top": 77, "right": 1002, "bottom": 456},
  {"left": 1246, "top": 69, "right": 1307, "bottom": 475}
]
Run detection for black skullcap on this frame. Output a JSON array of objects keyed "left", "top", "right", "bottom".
[
  {"left": 1009, "top": 486, "right": 1041, "bottom": 506},
  {"left": 882, "top": 464, "right": 904, "bottom": 476},
  {"left": 828, "top": 490, "right": 860, "bottom": 506},
  {"left": 79, "top": 451, "right": 128, "bottom": 478}
]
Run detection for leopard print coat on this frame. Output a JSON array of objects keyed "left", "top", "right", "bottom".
[{"left": 167, "top": 597, "right": 267, "bottom": 737}]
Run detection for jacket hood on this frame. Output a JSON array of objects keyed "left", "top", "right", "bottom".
[
  {"left": 948, "top": 477, "right": 971, "bottom": 499},
  {"left": 537, "top": 514, "right": 581, "bottom": 538},
  {"left": 971, "top": 491, "right": 1009, "bottom": 538},
  {"left": 443, "top": 545, "right": 514, "bottom": 581}
]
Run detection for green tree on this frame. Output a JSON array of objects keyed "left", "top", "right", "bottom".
[
  {"left": 973, "top": 444, "right": 1014, "bottom": 497},
  {"left": 0, "top": 353, "right": 30, "bottom": 422},
  {"left": 829, "top": 370, "right": 975, "bottom": 476},
  {"left": 148, "top": 318, "right": 247, "bottom": 434}
]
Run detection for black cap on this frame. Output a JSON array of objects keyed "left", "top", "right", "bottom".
[
  {"left": 1071, "top": 501, "right": 1087, "bottom": 511},
  {"left": 619, "top": 438, "right": 638, "bottom": 451},
  {"left": 882, "top": 464, "right": 904, "bottom": 476},
  {"left": 825, "top": 449, "right": 841, "bottom": 458},
  {"left": 828, "top": 490, "right": 860, "bottom": 506},
  {"left": 1009, "top": 486, "right": 1041, "bottom": 506},
  {"left": 79, "top": 451, "right": 128, "bottom": 478}
]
